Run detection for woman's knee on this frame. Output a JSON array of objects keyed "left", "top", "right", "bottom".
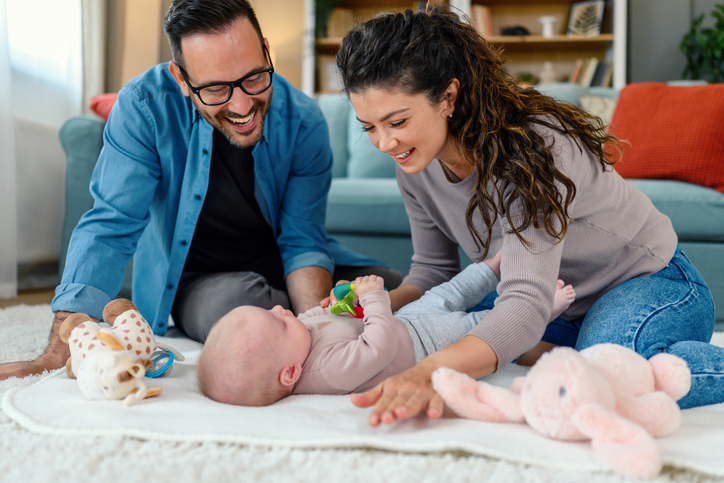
[{"left": 575, "top": 275, "right": 714, "bottom": 356}]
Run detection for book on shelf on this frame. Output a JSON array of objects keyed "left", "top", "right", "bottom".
[
  {"left": 412, "top": 0, "right": 428, "bottom": 12},
  {"left": 569, "top": 58, "right": 584, "bottom": 83},
  {"left": 578, "top": 57, "right": 599, "bottom": 87},
  {"left": 590, "top": 61, "right": 607, "bottom": 86},
  {"left": 327, "top": 8, "right": 355, "bottom": 38},
  {"left": 471, "top": 5, "right": 493, "bottom": 37},
  {"left": 600, "top": 62, "right": 613, "bottom": 87}
]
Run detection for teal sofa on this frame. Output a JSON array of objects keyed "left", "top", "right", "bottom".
[{"left": 59, "top": 83, "right": 724, "bottom": 327}]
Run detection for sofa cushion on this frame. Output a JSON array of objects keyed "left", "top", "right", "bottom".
[
  {"left": 326, "top": 178, "right": 410, "bottom": 235},
  {"left": 628, "top": 179, "right": 724, "bottom": 242},
  {"left": 610, "top": 83, "right": 724, "bottom": 193},
  {"left": 315, "top": 94, "right": 350, "bottom": 178},
  {"left": 345, "top": 107, "right": 397, "bottom": 178},
  {"left": 88, "top": 93, "right": 118, "bottom": 120},
  {"left": 536, "top": 83, "right": 593, "bottom": 107}
]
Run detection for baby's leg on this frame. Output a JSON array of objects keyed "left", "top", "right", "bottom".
[
  {"left": 516, "top": 280, "right": 576, "bottom": 367},
  {"left": 402, "top": 261, "right": 499, "bottom": 316}
]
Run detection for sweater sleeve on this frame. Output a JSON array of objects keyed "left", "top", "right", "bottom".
[
  {"left": 466, "top": 210, "right": 565, "bottom": 370},
  {"left": 317, "top": 291, "right": 399, "bottom": 391},
  {"left": 466, "top": 130, "right": 573, "bottom": 370}
]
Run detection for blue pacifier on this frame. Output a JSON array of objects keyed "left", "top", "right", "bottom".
[{"left": 146, "top": 350, "right": 176, "bottom": 378}]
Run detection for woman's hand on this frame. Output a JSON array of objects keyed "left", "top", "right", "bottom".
[
  {"left": 351, "top": 336, "right": 499, "bottom": 426},
  {"left": 350, "top": 361, "right": 443, "bottom": 426}
]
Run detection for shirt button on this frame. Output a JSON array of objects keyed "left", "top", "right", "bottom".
[
  {"left": 202, "top": 149, "right": 208, "bottom": 155},
  {"left": 167, "top": 284, "right": 173, "bottom": 290},
  {"left": 181, "top": 240, "right": 188, "bottom": 246},
  {"left": 194, "top": 195, "right": 201, "bottom": 200}
]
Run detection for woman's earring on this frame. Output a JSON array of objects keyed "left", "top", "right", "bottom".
[{"left": 448, "top": 112, "right": 454, "bottom": 119}]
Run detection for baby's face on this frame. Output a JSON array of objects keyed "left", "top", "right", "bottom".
[{"left": 244, "top": 305, "right": 312, "bottom": 365}]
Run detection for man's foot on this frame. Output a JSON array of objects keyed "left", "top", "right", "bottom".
[{"left": 550, "top": 280, "right": 575, "bottom": 322}]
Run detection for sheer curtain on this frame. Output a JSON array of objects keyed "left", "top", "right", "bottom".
[
  {"left": 1, "top": 0, "right": 83, "bottom": 296},
  {"left": 0, "top": 0, "right": 18, "bottom": 298}
]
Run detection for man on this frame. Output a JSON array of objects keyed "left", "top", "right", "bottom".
[{"left": 0, "top": 0, "right": 400, "bottom": 380}]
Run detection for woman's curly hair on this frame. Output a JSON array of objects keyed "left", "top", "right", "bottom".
[{"left": 337, "top": 5, "right": 622, "bottom": 259}]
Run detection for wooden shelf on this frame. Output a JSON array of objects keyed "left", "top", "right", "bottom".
[
  {"left": 486, "top": 33, "right": 614, "bottom": 44},
  {"left": 307, "top": 0, "right": 627, "bottom": 92},
  {"left": 318, "top": 33, "right": 613, "bottom": 47}
]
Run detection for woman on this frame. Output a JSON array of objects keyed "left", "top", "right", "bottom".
[{"left": 336, "top": 5, "right": 721, "bottom": 427}]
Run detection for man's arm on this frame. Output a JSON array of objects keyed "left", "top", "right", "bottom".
[
  {"left": 286, "top": 265, "right": 333, "bottom": 314},
  {"left": 388, "top": 284, "right": 425, "bottom": 312},
  {"left": 0, "top": 311, "right": 74, "bottom": 380}
]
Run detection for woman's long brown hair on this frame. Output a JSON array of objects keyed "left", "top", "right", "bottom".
[{"left": 337, "top": 5, "right": 622, "bottom": 259}]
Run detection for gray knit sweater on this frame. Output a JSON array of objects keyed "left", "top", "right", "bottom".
[{"left": 396, "top": 123, "right": 677, "bottom": 369}]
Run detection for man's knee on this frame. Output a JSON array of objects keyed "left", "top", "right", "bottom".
[{"left": 172, "top": 272, "right": 290, "bottom": 342}]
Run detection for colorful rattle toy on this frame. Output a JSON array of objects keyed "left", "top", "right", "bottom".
[
  {"left": 330, "top": 282, "right": 387, "bottom": 318},
  {"left": 330, "top": 282, "right": 363, "bottom": 318}
]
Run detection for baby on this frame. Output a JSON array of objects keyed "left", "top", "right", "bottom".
[{"left": 197, "top": 256, "right": 575, "bottom": 407}]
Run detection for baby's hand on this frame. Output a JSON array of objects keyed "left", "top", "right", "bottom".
[{"left": 354, "top": 275, "right": 385, "bottom": 297}]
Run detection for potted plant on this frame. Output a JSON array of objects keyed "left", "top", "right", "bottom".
[
  {"left": 315, "top": 0, "right": 342, "bottom": 39},
  {"left": 680, "top": 3, "right": 724, "bottom": 83}
]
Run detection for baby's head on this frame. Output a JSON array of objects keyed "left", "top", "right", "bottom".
[{"left": 197, "top": 305, "right": 312, "bottom": 406}]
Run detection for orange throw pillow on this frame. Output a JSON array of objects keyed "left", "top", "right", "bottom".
[
  {"left": 610, "top": 83, "right": 724, "bottom": 193},
  {"left": 88, "top": 93, "right": 118, "bottom": 121}
]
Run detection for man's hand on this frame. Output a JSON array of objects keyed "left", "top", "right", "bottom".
[
  {"left": 286, "top": 266, "right": 333, "bottom": 314},
  {"left": 354, "top": 275, "right": 384, "bottom": 297},
  {"left": 0, "top": 311, "right": 74, "bottom": 381}
]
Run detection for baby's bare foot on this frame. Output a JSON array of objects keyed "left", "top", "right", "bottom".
[{"left": 549, "top": 280, "right": 575, "bottom": 321}]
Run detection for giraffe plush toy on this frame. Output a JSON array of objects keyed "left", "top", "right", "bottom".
[{"left": 59, "top": 299, "right": 184, "bottom": 405}]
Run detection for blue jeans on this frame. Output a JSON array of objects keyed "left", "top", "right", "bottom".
[{"left": 469, "top": 246, "right": 722, "bottom": 409}]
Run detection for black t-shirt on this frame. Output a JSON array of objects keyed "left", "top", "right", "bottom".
[{"left": 181, "top": 129, "right": 286, "bottom": 290}]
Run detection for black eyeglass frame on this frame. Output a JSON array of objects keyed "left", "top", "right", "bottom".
[{"left": 178, "top": 44, "right": 274, "bottom": 106}]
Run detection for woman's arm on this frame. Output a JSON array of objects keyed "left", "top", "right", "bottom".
[{"left": 350, "top": 334, "right": 497, "bottom": 426}]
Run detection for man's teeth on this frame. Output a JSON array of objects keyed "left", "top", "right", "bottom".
[
  {"left": 227, "top": 112, "right": 255, "bottom": 126},
  {"left": 394, "top": 150, "right": 411, "bottom": 159}
]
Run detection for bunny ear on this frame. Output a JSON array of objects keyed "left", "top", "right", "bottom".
[{"left": 96, "top": 330, "right": 125, "bottom": 351}]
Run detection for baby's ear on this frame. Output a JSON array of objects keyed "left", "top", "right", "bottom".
[{"left": 279, "top": 364, "right": 303, "bottom": 387}]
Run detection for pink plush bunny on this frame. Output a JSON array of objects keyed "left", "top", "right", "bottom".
[{"left": 432, "top": 343, "right": 691, "bottom": 479}]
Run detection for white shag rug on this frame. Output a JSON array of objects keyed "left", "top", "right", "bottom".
[{"left": 1, "top": 303, "right": 724, "bottom": 483}]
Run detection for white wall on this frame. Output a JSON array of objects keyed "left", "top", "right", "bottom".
[{"left": 628, "top": 0, "right": 720, "bottom": 82}]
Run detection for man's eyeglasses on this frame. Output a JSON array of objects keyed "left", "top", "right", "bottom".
[{"left": 178, "top": 44, "right": 274, "bottom": 106}]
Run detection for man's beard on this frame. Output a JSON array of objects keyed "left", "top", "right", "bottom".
[{"left": 196, "top": 95, "right": 270, "bottom": 149}]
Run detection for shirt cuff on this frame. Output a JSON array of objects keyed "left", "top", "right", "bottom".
[
  {"left": 51, "top": 283, "right": 113, "bottom": 320},
  {"left": 283, "top": 251, "right": 335, "bottom": 279}
]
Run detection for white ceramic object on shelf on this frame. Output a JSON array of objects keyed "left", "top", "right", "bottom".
[{"left": 538, "top": 16, "right": 557, "bottom": 38}]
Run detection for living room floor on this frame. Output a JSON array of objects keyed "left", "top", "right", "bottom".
[{"left": 0, "top": 288, "right": 55, "bottom": 309}]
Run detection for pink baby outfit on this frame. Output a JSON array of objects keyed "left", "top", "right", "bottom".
[{"left": 292, "top": 291, "right": 415, "bottom": 395}]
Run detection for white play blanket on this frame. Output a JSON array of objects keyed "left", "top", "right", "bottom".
[{"left": 4, "top": 334, "right": 724, "bottom": 478}]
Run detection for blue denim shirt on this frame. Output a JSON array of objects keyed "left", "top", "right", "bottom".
[{"left": 52, "top": 63, "right": 378, "bottom": 334}]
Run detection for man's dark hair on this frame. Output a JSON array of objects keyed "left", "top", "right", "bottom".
[{"left": 163, "top": 0, "right": 264, "bottom": 68}]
